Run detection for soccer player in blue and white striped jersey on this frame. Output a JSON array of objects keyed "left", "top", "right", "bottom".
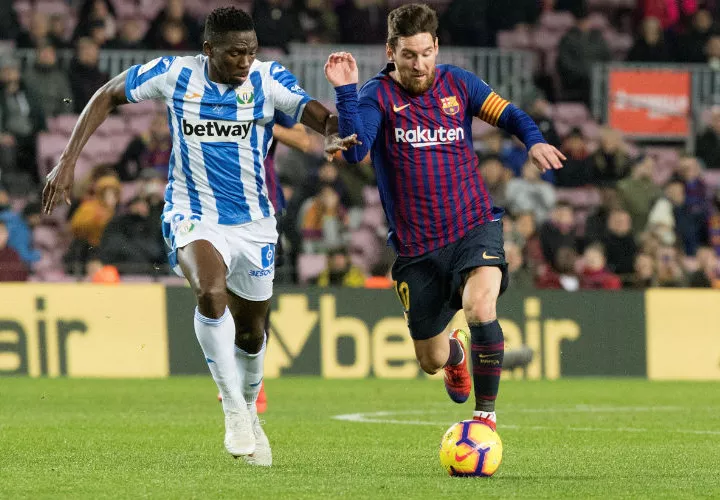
[
  {"left": 43, "top": 7, "right": 358, "bottom": 466},
  {"left": 325, "top": 4, "right": 564, "bottom": 435}
]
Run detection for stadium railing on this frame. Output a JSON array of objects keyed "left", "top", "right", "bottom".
[
  {"left": 591, "top": 62, "right": 720, "bottom": 152},
  {"left": 15, "top": 44, "right": 537, "bottom": 104}
]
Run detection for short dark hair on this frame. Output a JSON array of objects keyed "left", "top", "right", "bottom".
[
  {"left": 387, "top": 3, "right": 438, "bottom": 49},
  {"left": 204, "top": 6, "right": 254, "bottom": 42}
]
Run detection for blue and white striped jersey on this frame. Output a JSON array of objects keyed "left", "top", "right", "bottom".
[{"left": 125, "top": 54, "right": 312, "bottom": 225}]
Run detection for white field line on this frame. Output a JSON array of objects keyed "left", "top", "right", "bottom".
[{"left": 332, "top": 408, "right": 720, "bottom": 436}]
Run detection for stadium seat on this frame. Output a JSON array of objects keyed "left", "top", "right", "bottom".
[
  {"left": 532, "top": 29, "right": 564, "bottom": 52},
  {"left": 33, "top": 226, "right": 60, "bottom": 250},
  {"left": 555, "top": 187, "right": 602, "bottom": 208},
  {"left": 538, "top": 11, "right": 575, "bottom": 32},
  {"left": 496, "top": 30, "right": 532, "bottom": 50},
  {"left": 95, "top": 116, "right": 128, "bottom": 137},
  {"left": 702, "top": 170, "right": 720, "bottom": 189},
  {"left": 297, "top": 253, "right": 328, "bottom": 284},
  {"left": 362, "top": 186, "right": 381, "bottom": 207},
  {"left": 361, "top": 205, "right": 387, "bottom": 230},
  {"left": 552, "top": 103, "right": 590, "bottom": 127},
  {"left": 37, "top": 132, "right": 70, "bottom": 178},
  {"left": 49, "top": 114, "right": 79, "bottom": 135}
]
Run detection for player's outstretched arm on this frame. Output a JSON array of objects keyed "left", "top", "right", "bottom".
[
  {"left": 42, "top": 70, "right": 130, "bottom": 214},
  {"left": 324, "top": 52, "right": 381, "bottom": 164},
  {"left": 273, "top": 123, "right": 311, "bottom": 154},
  {"left": 298, "top": 100, "right": 359, "bottom": 156}
]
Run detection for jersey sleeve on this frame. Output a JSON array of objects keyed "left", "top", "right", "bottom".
[
  {"left": 125, "top": 56, "right": 177, "bottom": 103},
  {"left": 273, "top": 110, "right": 296, "bottom": 128},
  {"left": 454, "top": 67, "right": 546, "bottom": 149},
  {"left": 268, "top": 62, "right": 312, "bottom": 122},
  {"left": 335, "top": 82, "right": 383, "bottom": 164}
]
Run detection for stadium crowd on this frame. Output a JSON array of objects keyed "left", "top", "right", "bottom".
[{"left": 0, "top": 0, "right": 720, "bottom": 289}]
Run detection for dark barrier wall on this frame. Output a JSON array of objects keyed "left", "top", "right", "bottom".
[{"left": 166, "top": 287, "right": 647, "bottom": 379}]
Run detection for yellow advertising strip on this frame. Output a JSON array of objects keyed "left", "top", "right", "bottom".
[
  {"left": 0, "top": 284, "right": 168, "bottom": 378},
  {"left": 646, "top": 289, "right": 720, "bottom": 381}
]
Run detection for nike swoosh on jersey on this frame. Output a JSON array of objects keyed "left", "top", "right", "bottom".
[
  {"left": 184, "top": 92, "right": 202, "bottom": 99},
  {"left": 482, "top": 251, "right": 500, "bottom": 260},
  {"left": 393, "top": 103, "right": 411, "bottom": 112}
]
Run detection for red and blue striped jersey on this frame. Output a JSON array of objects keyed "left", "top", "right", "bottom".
[{"left": 336, "top": 64, "right": 544, "bottom": 257}]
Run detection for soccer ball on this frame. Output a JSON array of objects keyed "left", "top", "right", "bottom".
[{"left": 439, "top": 420, "right": 503, "bottom": 477}]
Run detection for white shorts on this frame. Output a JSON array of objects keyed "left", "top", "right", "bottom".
[{"left": 162, "top": 212, "right": 279, "bottom": 301}]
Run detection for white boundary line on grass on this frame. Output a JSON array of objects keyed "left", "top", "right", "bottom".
[{"left": 332, "top": 408, "right": 720, "bottom": 436}]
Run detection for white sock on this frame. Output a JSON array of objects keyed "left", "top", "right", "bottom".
[
  {"left": 473, "top": 411, "right": 497, "bottom": 423},
  {"left": 194, "top": 307, "right": 245, "bottom": 413},
  {"left": 235, "top": 332, "right": 266, "bottom": 408}
]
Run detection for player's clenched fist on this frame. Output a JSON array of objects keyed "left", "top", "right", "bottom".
[{"left": 324, "top": 52, "right": 359, "bottom": 87}]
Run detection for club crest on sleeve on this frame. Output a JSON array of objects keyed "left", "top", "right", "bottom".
[{"left": 441, "top": 96, "right": 460, "bottom": 116}]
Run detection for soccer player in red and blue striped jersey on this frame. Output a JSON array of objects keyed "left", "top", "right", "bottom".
[{"left": 325, "top": 3, "right": 565, "bottom": 431}]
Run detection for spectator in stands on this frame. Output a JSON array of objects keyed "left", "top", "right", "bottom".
[
  {"left": 505, "top": 159, "right": 556, "bottom": 222},
  {"left": 99, "top": 195, "right": 166, "bottom": 275},
  {"left": 48, "top": 14, "right": 71, "bottom": 48},
  {"left": 0, "top": 57, "right": 46, "bottom": 189},
  {"left": 364, "top": 247, "right": 394, "bottom": 289},
  {"left": 627, "top": 16, "right": 674, "bottom": 62},
  {"left": 16, "top": 12, "right": 51, "bottom": 49},
  {"left": 252, "top": 0, "right": 302, "bottom": 51},
  {"left": 589, "top": 128, "right": 632, "bottom": 186},
  {"left": 0, "top": 2, "right": 22, "bottom": 42},
  {"left": 540, "top": 201, "right": 577, "bottom": 266},
  {"left": 515, "top": 210, "right": 545, "bottom": 273},
  {"left": 602, "top": 208, "right": 637, "bottom": 275},
  {"left": 337, "top": 156, "right": 375, "bottom": 208},
  {"left": 106, "top": 18, "right": 147, "bottom": 50},
  {"left": 706, "top": 34, "right": 720, "bottom": 69},
  {"left": 297, "top": 0, "right": 339, "bottom": 43},
  {"left": 69, "top": 38, "right": 109, "bottom": 114},
  {"left": 557, "top": 5, "right": 611, "bottom": 105},
  {"left": 487, "top": 0, "right": 541, "bottom": 42},
  {"left": 137, "top": 168, "right": 167, "bottom": 226},
  {"left": 440, "top": 0, "right": 492, "bottom": 47},
  {"left": 647, "top": 179, "right": 702, "bottom": 256},
  {"left": 525, "top": 91, "right": 561, "bottom": 148},
  {"left": 676, "top": 8, "right": 717, "bottom": 62},
  {"left": 479, "top": 129, "right": 528, "bottom": 180},
  {"left": 156, "top": 20, "right": 193, "bottom": 51},
  {"left": 66, "top": 172, "right": 120, "bottom": 273},
  {"left": 555, "top": 127, "right": 592, "bottom": 187},
  {"left": 0, "top": 220, "right": 28, "bottom": 282},
  {"left": 88, "top": 19, "right": 111, "bottom": 48},
  {"left": 696, "top": 107, "right": 720, "bottom": 168},
  {"left": 654, "top": 244, "right": 686, "bottom": 287},
  {"left": 708, "top": 188, "right": 720, "bottom": 257},
  {"left": 536, "top": 245, "right": 580, "bottom": 291},
  {"left": 579, "top": 243, "right": 622, "bottom": 290},
  {"left": 72, "top": 0, "right": 117, "bottom": 43},
  {"left": 304, "top": 160, "right": 350, "bottom": 208},
  {"left": 637, "top": 0, "right": 697, "bottom": 32},
  {"left": 584, "top": 186, "right": 622, "bottom": 244},
  {"left": 23, "top": 43, "right": 73, "bottom": 118},
  {"left": 505, "top": 240, "right": 534, "bottom": 289},
  {"left": 674, "top": 155, "right": 709, "bottom": 219},
  {"left": 316, "top": 246, "right": 365, "bottom": 287},
  {"left": 687, "top": 246, "right": 719, "bottom": 287},
  {"left": 478, "top": 155, "right": 510, "bottom": 209},
  {"left": 629, "top": 253, "right": 655, "bottom": 288},
  {"left": 301, "top": 183, "right": 348, "bottom": 252},
  {"left": 336, "top": 0, "right": 389, "bottom": 45},
  {"left": 0, "top": 184, "right": 41, "bottom": 266},
  {"left": 145, "top": 0, "right": 202, "bottom": 50},
  {"left": 617, "top": 155, "right": 662, "bottom": 236}
]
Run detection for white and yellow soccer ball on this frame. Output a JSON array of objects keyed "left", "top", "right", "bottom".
[{"left": 439, "top": 420, "right": 503, "bottom": 477}]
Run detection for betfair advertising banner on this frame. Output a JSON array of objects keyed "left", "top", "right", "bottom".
[
  {"left": 0, "top": 284, "right": 168, "bottom": 377},
  {"left": 166, "top": 287, "right": 647, "bottom": 379},
  {"left": 1, "top": 285, "right": 718, "bottom": 380}
]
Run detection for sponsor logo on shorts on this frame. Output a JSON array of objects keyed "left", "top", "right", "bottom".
[{"left": 249, "top": 244, "right": 276, "bottom": 278}]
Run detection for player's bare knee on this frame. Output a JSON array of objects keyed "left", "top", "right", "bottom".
[
  {"left": 417, "top": 351, "right": 445, "bottom": 374},
  {"left": 463, "top": 289, "right": 498, "bottom": 324},
  {"left": 195, "top": 285, "right": 228, "bottom": 319}
]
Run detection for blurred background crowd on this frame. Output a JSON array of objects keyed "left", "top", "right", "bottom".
[{"left": 0, "top": 0, "right": 720, "bottom": 290}]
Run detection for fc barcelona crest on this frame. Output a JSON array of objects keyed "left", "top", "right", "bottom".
[
  {"left": 441, "top": 96, "right": 460, "bottom": 116},
  {"left": 236, "top": 89, "right": 254, "bottom": 105}
]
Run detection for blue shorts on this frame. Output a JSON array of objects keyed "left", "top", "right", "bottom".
[{"left": 391, "top": 220, "right": 509, "bottom": 341}]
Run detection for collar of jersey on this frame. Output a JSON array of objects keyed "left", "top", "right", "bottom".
[{"left": 202, "top": 56, "right": 257, "bottom": 98}]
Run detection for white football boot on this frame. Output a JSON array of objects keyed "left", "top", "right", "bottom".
[
  {"left": 242, "top": 407, "right": 272, "bottom": 466},
  {"left": 224, "top": 406, "right": 255, "bottom": 457}
]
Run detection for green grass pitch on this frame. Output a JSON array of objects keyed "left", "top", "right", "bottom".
[{"left": 1, "top": 377, "right": 719, "bottom": 499}]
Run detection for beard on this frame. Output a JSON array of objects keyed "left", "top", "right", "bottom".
[{"left": 398, "top": 68, "right": 435, "bottom": 95}]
